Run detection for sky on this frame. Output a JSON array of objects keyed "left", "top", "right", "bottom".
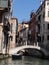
[{"left": 12, "top": 0, "right": 43, "bottom": 23}]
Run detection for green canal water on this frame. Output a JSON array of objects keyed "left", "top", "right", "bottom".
[{"left": 0, "top": 56, "right": 49, "bottom": 65}]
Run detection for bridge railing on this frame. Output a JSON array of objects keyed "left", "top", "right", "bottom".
[
  {"left": 16, "top": 40, "right": 40, "bottom": 48},
  {"left": 23, "top": 41, "right": 39, "bottom": 47},
  {"left": 34, "top": 42, "right": 38, "bottom": 47}
]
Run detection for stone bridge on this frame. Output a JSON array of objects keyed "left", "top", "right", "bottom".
[{"left": 9, "top": 45, "right": 48, "bottom": 56}]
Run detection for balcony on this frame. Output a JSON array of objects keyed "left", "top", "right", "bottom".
[
  {"left": 0, "top": 0, "right": 8, "bottom": 9},
  {"left": 44, "top": 30, "right": 49, "bottom": 34}
]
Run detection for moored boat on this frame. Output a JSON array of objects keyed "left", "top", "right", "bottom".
[{"left": 12, "top": 54, "right": 22, "bottom": 60}]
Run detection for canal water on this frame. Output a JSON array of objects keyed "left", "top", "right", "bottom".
[{"left": 0, "top": 56, "right": 49, "bottom": 65}]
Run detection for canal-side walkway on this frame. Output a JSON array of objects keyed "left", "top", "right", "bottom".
[{"left": 0, "top": 53, "right": 11, "bottom": 60}]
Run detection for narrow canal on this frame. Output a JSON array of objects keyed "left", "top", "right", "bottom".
[{"left": 0, "top": 56, "right": 49, "bottom": 65}]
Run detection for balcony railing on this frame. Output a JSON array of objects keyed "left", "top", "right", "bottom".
[
  {"left": 0, "top": 0, "right": 8, "bottom": 8},
  {"left": 44, "top": 29, "right": 49, "bottom": 34},
  {"left": 28, "top": 30, "right": 31, "bottom": 35}
]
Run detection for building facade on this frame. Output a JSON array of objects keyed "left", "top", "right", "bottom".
[
  {"left": 18, "top": 22, "right": 29, "bottom": 46},
  {"left": 36, "top": 0, "right": 49, "bottom": 50},
  {"left": 9, "top": 17, "right": 18, "bottom": 48},
  {"left": 29, "top": 12, "right": 37, "bottom": 45},
  {"left": 0, "top": 0, "right": 12, "bottom": 53}
]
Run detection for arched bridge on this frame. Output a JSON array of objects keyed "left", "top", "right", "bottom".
[{"left": 9, "top": 45, "right": 48, "bottom": 56}]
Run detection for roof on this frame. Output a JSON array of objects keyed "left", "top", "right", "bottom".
[{"left": 36, "top": 0, "right": 45, "bottom": 14}]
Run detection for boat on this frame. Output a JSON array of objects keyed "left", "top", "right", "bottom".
[{"left": 12, "top": 54, "right": 22, "bottom": 60}]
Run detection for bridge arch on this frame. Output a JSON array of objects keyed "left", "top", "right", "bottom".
[
  {"left": 9, "top": 45, "right": 48, "bottom": 56},
  {"left": 17, "top": 47, "right": 41, "bottom": 54},
  {"left": 17, "top": 48, "right": 45, "bottom": 56}
]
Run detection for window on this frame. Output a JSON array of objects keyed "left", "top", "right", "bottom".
[
  {"left": 11, "top": 23, "right": 13, "bottom": 33},
  {"left": 38, "top": 15, "right": 41, "bottom": 22},
  {"left": 47, "top": 2, "right": 49, "bottom": 5},
  {"left": 44, "top": 3, "right": 45, "bottom": 8},
  {"left": 48, "top": 11, "right": 49, "bottom": 17},
  {"left": 43, "top": 24, "right": 45, "bottom": 29},
  {"left": 38, "top": 24, "right": 40, "bottom": 33},
  {"left": 42, "top": 35, "right": 44, "bottom": 42},
  {"left": 11, "top": 36, "right": 13, "bottom": 41},
  {"left": 37, "top": 36, "right": 41, "bottom": 42},
  {"left": 43, "top": 12, "right": 45, "bottom": 18},
  {"left": 47, "top": 35, "right": 49, "bottom": 40},
  {"left": 47, "top": 24, "right": 49, "bottom": 29}
]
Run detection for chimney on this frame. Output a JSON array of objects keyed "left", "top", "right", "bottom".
[{"left": 40, "top": 0, "right": 42, "bottom": 5}]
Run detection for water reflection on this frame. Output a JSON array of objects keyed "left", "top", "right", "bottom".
[{"left": 0, "top": 56, "right": 49, "bottom": 65}]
